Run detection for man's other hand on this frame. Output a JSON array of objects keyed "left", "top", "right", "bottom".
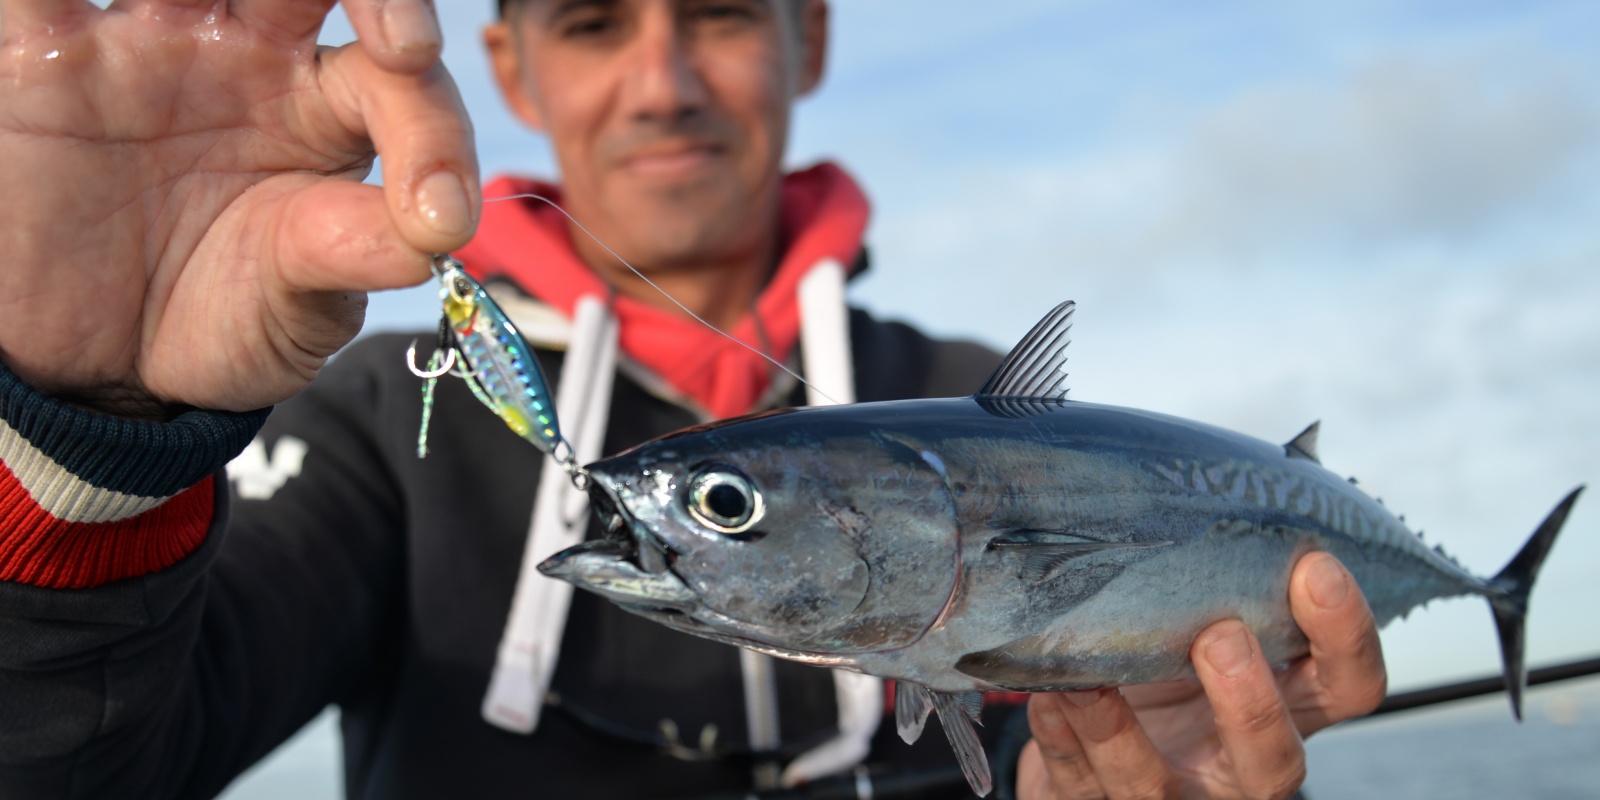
[{"left": 1017, "top": 552, "right": 1387, "bottom": 799}]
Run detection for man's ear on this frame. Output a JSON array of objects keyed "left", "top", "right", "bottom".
[
  {"left": 484, "top": 20, "right": 547, "bottom": 131},
  {"left": 796, "top": 0, "right": 829, "bottom": 97}
]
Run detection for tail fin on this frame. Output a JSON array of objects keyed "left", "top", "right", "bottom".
[{"left": 1487, "top": 486, "right": 1584, "bottom": 720}]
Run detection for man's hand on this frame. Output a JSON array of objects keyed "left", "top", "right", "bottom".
[
  {"left": 0, "top": 0, "right": 478, "bottom": 417},
  {"left": 1016, "top": 552, "right": 1387, "bottom": 799}
]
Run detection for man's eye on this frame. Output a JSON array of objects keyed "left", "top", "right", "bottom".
[
  {"left": 688, "top": 1, "right": 760, "bottom": 25},
  {"left": 562, "top": 14, "right": 620, "bottom": 39}
]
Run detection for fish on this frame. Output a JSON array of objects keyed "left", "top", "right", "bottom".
[{"left": 537, "top": 301, "right": 1582, "bottom": 796}]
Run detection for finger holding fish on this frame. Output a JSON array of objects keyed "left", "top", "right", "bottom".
[
  {"left": 1188, "top": 620, "right": 1308, "bottom": 800},
  {"left": 1279, "top": 553, "right": 1388, "bottom": 733},
  {"left": 1021, "top": 696, "right": 1102, "bottom": 800},
  {"left": 1016, "top": 619, "right": 1318, "bottom": 800},
  {"left": 1022, "top": 689, "right": 1179, "bottom": 800}
]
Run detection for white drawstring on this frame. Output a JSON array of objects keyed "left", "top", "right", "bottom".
[
  {"left": 482, "top": 295, "right": 618, "bottom": 733},
  {"left": 780, "top": 258, "right": 885, "bottom": 788},
  {"left": 480, "top": 261, "right": 884, "bottom": 782}
]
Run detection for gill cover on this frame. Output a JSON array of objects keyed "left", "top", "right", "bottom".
[{"left": 595, "top": 414, "right": 964, "bottom": 654}]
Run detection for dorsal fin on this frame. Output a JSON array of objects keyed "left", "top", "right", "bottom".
[
  {"left": 976, "top": 301, "right": 1075, "bottom": 400},
  {"left": 1285, "top": 421, "right": 1321, "bottom": 463}
]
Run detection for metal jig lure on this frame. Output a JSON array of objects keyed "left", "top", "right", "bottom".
[{"left": 408, "top": 254, "right": 585, "bottom": 486}]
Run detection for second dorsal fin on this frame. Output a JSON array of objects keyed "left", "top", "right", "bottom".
[
  {"left": 976, "top": 301, "right": 1075, "bottom": 400},
  {"left": 1285, "top": 421, "right": 1321, "bottom": 463}
]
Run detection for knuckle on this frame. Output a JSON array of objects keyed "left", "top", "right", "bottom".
[
  {"left": 1040, "top": 742, "right": 1089, "bottom": 766},
  {"left": 1060, "top": 783, "right": 1111, "bottom": 800},
  {"left": 1348, "top": 673, "right": 1388, "bottom": 716},
  {"left": 1231, "top": 691, "right": 1289, "bottom": 738},
  {"left": 1337, "top": 612, "right": 1381, "bottom": 655},
  {"left": 1119, "top": 772, "right": 1174, "bottom": 800},
  {"left": 1248, "top": 760, "right": 1308, "bottom": 800},
  {"left": 1321, "top": 651, "right": 1388, "bottom": 720}
]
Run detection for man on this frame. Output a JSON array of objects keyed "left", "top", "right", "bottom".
[{"left": 0, "top": 1, "right": 1385, "bottom": 798}]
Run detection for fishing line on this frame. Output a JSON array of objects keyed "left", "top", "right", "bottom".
[{"left": 481, "top": 192, "right": 840, "bottom": 406}]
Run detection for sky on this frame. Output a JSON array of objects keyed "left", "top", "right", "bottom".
[
  {"left": 227, "top": 2, "right": 1600, "bottom": 795},
  {"left": 358, "top": 0, "right": 1600, "bottom": 689}
]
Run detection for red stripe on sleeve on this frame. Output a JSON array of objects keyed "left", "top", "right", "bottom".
[{"left": 0, "top": 464, "right": 214, "bottom": 589}]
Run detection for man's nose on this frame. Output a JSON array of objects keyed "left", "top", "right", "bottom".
[{"left": 623, "top": 8, "right": 709, "bottom": 122}]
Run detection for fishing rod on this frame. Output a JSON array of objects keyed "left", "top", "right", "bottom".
[
  {"left": 1362, "top": 653, "right": 1600, "bottom": 720},
  {"left": 679, "top": 653, "right": 1600, "bottom": 800}
]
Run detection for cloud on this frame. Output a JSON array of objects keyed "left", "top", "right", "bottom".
[
  {"left": 864, "top": 46, "right": 1599, "bottom": 307},
  {"left": 1161, "top": 53, "right": 1598, "bottom": 255}
]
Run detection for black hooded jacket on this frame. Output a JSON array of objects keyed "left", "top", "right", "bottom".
[{"left": 0, "top": 300, "right": 1015, "bottom": 799}]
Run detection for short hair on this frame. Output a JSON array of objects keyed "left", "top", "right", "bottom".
[{"left": 498, "top": 0, "right": 805, "bottom": 25}]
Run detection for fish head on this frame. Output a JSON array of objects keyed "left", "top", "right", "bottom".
[{"left": 540, "top": 408, "right": 964, "bottom": 658}]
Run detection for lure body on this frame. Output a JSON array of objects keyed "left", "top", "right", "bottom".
[
  {"left": 413, "top": 255, "right": 579, "bottom": 477},
  {"left": 438, "top": 259, "right": 563, "bottom": 452}
]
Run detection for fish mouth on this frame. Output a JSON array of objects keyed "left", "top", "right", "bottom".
[{"left": 536, "top": 479, "right": 697, "bottom": 612}]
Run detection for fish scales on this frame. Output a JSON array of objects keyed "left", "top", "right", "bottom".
[
  {"left": 539, "top": 301, "right": 1582, "bottom": 796},
  {"left": 817, "top": 400, "right": 1475, "bottom": 689}
]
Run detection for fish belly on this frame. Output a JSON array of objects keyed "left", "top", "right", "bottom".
[{"left": 939, "top": 524, "right": 1310, "bottom": 692}]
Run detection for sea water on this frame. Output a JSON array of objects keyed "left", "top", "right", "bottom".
[
  {"left": 1303, "top": 675, "right": 1600, "bottom": 800},
  {"left": 220, "top": 676, "right": 1600, "bottom": 799}
]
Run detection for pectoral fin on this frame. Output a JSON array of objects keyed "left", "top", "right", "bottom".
[
  {"left": 989, "top": 530, "right": 1170, "bottom": 583},
  {"left": 932, "top": 690, "right": 992, "bottom": 797}
]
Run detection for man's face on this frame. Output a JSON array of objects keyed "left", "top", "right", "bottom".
[{"left": 486, "top": 0, "right": 827, "bottom": 272}]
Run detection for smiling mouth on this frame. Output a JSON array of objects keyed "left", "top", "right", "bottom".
[{"left": 621, "top": 143, "right": 725, "bottom": 178}]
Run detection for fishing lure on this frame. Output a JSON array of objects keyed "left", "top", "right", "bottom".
[
  {"left": 408, "top": 254, "right": 584, "bottom": 485},
  {"left": 405, "top": 193, "right": 831, "bottom": 486}
]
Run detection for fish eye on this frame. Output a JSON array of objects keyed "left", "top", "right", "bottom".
[
  {"left": 686, "top": 466, "right": 763, "bottom": 535},
  {"left": 451, "top": 276, "right": 474, "bottom": 299}
]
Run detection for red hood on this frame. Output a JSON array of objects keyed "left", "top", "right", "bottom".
[{"left": 456, "top": 163, "right": 869, "bottom": 420}]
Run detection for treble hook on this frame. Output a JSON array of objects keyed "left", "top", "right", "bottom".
[{"left": 407, "top": 341, "right": 457, "bottom": 378}]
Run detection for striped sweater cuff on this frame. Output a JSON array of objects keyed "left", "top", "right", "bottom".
[{"left": 0, "top": 363, "right": 269, "bottom": 588}]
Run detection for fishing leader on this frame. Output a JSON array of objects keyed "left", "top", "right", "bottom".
[{"left": 0, "top": 0, "right": 1388, "bottom": 798}]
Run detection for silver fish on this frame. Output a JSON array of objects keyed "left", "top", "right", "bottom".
[{"left": 539, "top": 302, "right": 1582, "bottom": 796}]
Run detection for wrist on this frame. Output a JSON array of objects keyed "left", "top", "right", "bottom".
[
  {"left": 0, "top": 360, "right": 269, "bottom": 497},
  {"left": 0, "top": 353, "right": 182, "bottom": 422},
  {"left": 0, "top": 359, "right": 271, "bottom": 589},
  {"left": 56, "top": 386, "right": 192, "bottom": 423}
]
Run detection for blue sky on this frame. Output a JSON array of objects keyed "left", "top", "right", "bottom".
[
  {"left": 354, "top": 0, "right": 1600, "bottom": 690},
  {"left": 222, "top": 3, "right": 1599, "bottom": 797}
]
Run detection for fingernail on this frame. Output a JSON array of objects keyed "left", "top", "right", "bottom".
[
  {"left": 1205, "top": 626, "right": 1254, "bottom": 677},
  {"left": 383, "top": 0, "right": 442, "bottom": 53},
  {"left": 1062, "top": 689, "right": 1101, "bottom": 708},
  {"left": 416, "top": 171, "right": 472, "bottom": 237},
  {"left": 1307, "top": 555, "right": 1350, "bottom": 609}
]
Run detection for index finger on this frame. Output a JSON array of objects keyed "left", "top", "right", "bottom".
[{"left": 340, "top": 0, "right": 444, "bottom": 74}]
